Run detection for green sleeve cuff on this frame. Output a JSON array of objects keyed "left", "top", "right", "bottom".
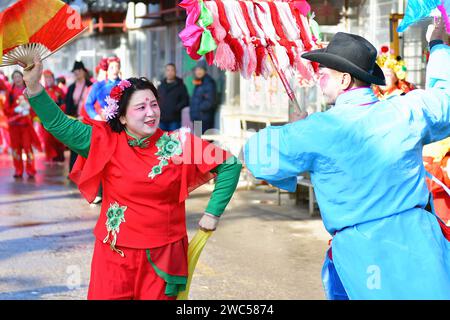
[
  {"left": 28, "top": 90, "right": 92, "bottom": 158},
  {"left": 205, "top": 156, "right": 242, "bottom": 216}
]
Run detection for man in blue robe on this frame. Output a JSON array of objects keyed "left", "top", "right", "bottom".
[{"left": 244, "top": 20, "right": 450, "bottom": 299}]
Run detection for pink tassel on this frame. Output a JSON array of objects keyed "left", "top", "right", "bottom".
[
  {"left": 205, "top": 1, "right": 227, "bottom": 41},
  {"left": 295, "top": 54, "right": 313, "bottom": 82},
  {"left": 214, "top": 42, "right": 236, "bottom": 71},
  {"left": 247, "top": 43, "right": 257, "bottom": 78},
  {"left": 240, "top": 42, "right": 251, "bottom": 79},
  {"left": 294, "top": 47, "right": 312, "bottom": 80}
]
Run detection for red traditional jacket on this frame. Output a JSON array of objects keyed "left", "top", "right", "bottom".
[
  {"left": 5, "top": 85, "right": 31, "bottom": 126},
  {"left": 45, "top": 85, "right": 66, "bottom": 111},
  {"left": 5, "top": 85, "right": 41, "bottom": 150},
  {"left": 69, "top": 121, "right": 232, "bottom": 250}
]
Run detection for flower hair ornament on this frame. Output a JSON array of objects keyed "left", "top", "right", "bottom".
[
  {"left": 376, "top": 46, "right": 408, "bottom": 80},
  {"left": 103, "top": 79, "right": 132, "bottom": 120}
]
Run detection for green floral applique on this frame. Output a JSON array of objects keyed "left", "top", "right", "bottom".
[
  {"left": 148, "top": 132, "right": 182, "bottom": 179},
  {"left": 103, "top": 202, "right": 127, "bottom": 257}
]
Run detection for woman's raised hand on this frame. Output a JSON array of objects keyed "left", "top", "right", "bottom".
[{"left": 19, "top": 56, "right": 44, "bottom": 95}]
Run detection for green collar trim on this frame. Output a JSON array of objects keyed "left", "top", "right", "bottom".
[{"left": 125, "top": 128, "right": 152, "bottom": 148}]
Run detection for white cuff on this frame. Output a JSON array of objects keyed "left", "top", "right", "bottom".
[
  {"left": 24, "top": 86, "right": 44, "bottom": 99},
  {"left": 204, "top": 212, "right": 220, "bottom": 219}
]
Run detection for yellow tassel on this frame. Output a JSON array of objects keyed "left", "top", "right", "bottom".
[{"left": 177, "top": 230, "right": 213, "bottom": 300}]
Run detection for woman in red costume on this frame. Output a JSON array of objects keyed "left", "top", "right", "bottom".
[
  {"left": 42, "top": 69, "right": 66, "bottom": 162},
  {"left": 5, "top": 70, "right": 41, "bottom": 178},
  {"left": 23, "top": 57, "right": 242, "bottom": 300}
]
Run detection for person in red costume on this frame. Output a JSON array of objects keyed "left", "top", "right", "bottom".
[
  {"left": 42, "top": 69, "right": 66, "bottom": 162},
  {"left": 5, "top": 70, "right": 41, "bottom": 178},
  {"left": 23, "top": 56, "right": 242, "bottom": 300}
]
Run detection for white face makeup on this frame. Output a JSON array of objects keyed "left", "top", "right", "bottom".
[
  {"left": 119, "top": 89, "right": 161, "bottom": 139},
  {"left": 108, "top": 61, "right": 121, "bottom": 80},
  {"left": 319, "top": 66, "right": 343, "bottom": 105},
  {"left": 318, "top": 65, "right": 355, "bottom": 106}
]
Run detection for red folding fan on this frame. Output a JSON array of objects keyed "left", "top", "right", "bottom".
[{"left": 0, "top": 0, "right": 87, "bottom": 69}]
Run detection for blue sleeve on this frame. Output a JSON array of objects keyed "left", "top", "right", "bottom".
[
  {"left": 407, "top": 44, "right": 450, "bottom": 144},
  {"left": 243, "top": 120, "right": 317, "bottom": 192},
  {"left": 85, "top": 82, "right": 100, "bottom": 119}
]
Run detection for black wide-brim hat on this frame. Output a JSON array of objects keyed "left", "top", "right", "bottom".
[
  {"left": 302, "top": 32, "right": 386, "bottom": 86},
  {"left": 71, "top": 61, "right": 88, "bottom": 73}
]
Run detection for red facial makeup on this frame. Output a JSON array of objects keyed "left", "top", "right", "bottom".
[{"left": 319, "top": 73, "right": 330, "bottom": 89}]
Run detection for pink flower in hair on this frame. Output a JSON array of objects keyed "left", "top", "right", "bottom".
[
  {"left": 118, "top": 79, "right": 132, "bottom": 90},
  {"left": 103, "top": 95, "right": 120, "bottom": 121}
]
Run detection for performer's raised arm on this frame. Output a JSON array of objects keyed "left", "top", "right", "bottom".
[{"left": 405, "top": 18, "right": 450, "bottom": 145}]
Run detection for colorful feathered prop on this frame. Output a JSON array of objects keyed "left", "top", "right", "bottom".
[
  {"left": 179, "top": 0, "right": 322, "bottom": 115},
  {"left": 398, "top": 0, "right": 450, "bottom": 33}
]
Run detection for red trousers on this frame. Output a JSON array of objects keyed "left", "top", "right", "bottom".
[
  {"left": 88, "top": 239, "right": 177, "bottom": 300},
  {"left": 8, "top": 125, "right": 36, "bottom": 176}
]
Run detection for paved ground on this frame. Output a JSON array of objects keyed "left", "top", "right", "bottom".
[{"left": 0, "top": 152, "right": 330, "bottom": 300}]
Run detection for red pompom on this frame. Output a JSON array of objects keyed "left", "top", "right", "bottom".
[
  {"left": 381, "top": 46, "right": 389, "bottom": 53},
  {"left": 110, "top": 86, "right": 122, "bottom": 100}
]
